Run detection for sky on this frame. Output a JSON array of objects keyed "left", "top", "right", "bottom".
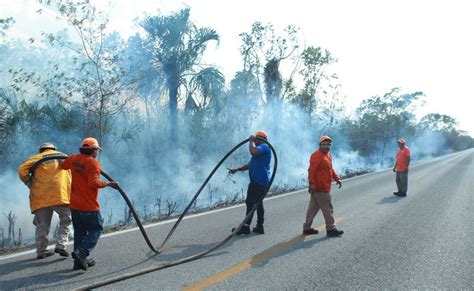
[{"left": 1, "top": 0, "right": 473, "bottom": 135}]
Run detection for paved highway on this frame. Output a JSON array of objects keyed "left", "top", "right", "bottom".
[{"left": 1, "top": 149, "right": 473, "bottom": 290}]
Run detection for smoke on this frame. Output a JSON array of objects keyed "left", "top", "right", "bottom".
[
  {"left": 0, "top": 41, "right": 459, "bottom": 247},
  {"left": 0, "top": 172, "right": 36, "bottom": 245},
  {"left": 410, "top": 131, "right": 450, "bottom": 159},
  {"left": 1, "top": 91, "right": 458, "bottom": 246}
]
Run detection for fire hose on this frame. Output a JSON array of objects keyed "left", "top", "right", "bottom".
[{"left": 29, "top": 137, "right": 278, "bottom": 289}]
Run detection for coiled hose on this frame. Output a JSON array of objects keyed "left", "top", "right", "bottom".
[{"left": 29, "top": 137, "right": 277, "bottom": 289}]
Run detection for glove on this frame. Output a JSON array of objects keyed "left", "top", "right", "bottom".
[
  {"left": 336, "top": 180, "right": 342, "bottom": 189},
  {"left": 308, "top": 184, "right": 316, "bottom": 193}
]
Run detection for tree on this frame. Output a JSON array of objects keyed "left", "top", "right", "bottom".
[
  {"left": 238, "top": 22, "right": 300, "bottom": 136},
  {"left": 418, "top": 113, "right": 474, "bottom": 152},
  {"left": 30, "top": 0, "right": 133, "bottom": 147},
  {"left": 345, "top": 88, "right": 423, "bottom": 163},
  {"left": 239, "top": 22, "right": 300, "bottom": 103},
  {"left": 419, "top": 113, "right": 458, "bottom": 131},
  {"left": 141, "top": 8, "right": 220, "bottom": 144},
  {"left": 187, "top": 67, "right": 225, "bottom": 113},
  {"left": 291, "top": 46, "right": 337, "bottom": 115},
  {"left": 0, "top": 17, "right": 15, "bottom": 37}
]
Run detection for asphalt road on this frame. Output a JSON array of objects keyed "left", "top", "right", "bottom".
[{"left": 1, "top": 149, "right": 473, "bottom": 290}]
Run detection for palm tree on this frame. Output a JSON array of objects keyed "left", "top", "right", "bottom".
[
  {"left": 141, "top": 8, "right": 219, "bottom": 143},
  {"left": 187, "top": 67, "right": 225, "bottom": 112}
]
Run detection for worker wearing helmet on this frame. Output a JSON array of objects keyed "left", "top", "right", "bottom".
[
  {"left": 304, "top": 136, "right": 344, "bottom": 237},
  {"left": 393, "top": 138, "right": 411, "bottom": 197},
  {"left": 18, "top": 143, "right": 72, "bottom": 259},
  {"left": 228, "top": 131, "right": 272, "bottom": 235},
  {"left": 61, "top": 137, "right": 118, "bottom": 271}
]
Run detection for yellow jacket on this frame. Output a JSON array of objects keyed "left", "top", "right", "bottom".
[{"left": 18, "top": 149, "right": 71, "bottom": 213}]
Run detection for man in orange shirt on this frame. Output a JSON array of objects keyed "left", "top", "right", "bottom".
[
  {"left": 304, "top": 136, "right": 343, "bottom": 237},
  {"left": 62, "top": 137, "right": 118, "bottom": 271},
  {"left": 393, "top": 138, "right": 411, "bottom": 197}
]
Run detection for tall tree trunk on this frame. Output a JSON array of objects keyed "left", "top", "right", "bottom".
[{"left": 168, "top": 84, "right": 179, "bottom": 145}]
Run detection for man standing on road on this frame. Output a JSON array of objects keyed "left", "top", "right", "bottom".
[
  {"left": 61, "top": 137, "right": 118, "bottom": 271},
  {"left": 228, "top": 131, "right": 271, "bottom": 235},
  {"left": 303, "top": 136, "right": 344, "bottom": 237},
  {"left": 393, "top": 138, "right": 411, "bottom": 197},
  {"left": 18, "top": 143, "right": 72, "bottom": 259}
]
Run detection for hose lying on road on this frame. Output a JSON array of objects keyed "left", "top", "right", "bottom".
[{"left": 30, "top": 137, "right": 278, "bottom": 290}]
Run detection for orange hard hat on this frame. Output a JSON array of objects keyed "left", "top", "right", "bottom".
[
  {"left": 397, "top": 138, "right": 406, "bottom": 144},
  {"left": 319, "top": 136, "right": 333, "bottom": 143},
  {"left": 81, "top": 137, "right": 102, "bottom": 150},
  {"left": 256, "top": 131, "right": 268, "bottom": 140}
]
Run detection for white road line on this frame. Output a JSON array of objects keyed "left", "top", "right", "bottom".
[
  {"left": 0, "top": 188, "right": 308, "bottom": 260},
  {"left": 1, "top": 150, "right": 468, "bottom": 261}
]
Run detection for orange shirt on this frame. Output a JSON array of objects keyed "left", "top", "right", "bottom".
[
  {"left": 61, "top": 154, "right": 107, "bottom": 211},
  {"left": 395, "top": 146, "right": 411, "bottom": 172},
  {"left": 308, "top": 149, "right": 340, "bottom": 192}
]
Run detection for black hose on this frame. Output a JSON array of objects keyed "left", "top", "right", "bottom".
[
  {"left": 29, "top": 156, "right": 161, "bottom": 254},
  {"left": 29, "top": 137, "right": 278, "bottom": 290}
]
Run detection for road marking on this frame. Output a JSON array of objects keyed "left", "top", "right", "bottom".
[
  {"left": 183, "top": 216, "right": 346, "bottom": 291},
  {"left": 1, "top": 150, "right": 460, "bottom": 261},
  {"left": 2, "top": 151, "right": 447, "bottom": 262},
  {"left": 0, "top": 189, "right": 307, "bottom": 261}
]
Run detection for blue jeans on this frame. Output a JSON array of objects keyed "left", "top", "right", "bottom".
[{"left": 71, "top": 210, "right": 103, "bottom": 257}]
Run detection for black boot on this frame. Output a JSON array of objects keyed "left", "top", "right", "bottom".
[
  {"left": 327, "top": 228, "right": 344, "bottom": 237},
  {"left": 232, "top": 225, "right": 251, "bottom": 235},
  {"left": 252, "top": 225, "right": 265, "bottom": 234},
  {"left": 73, "top": 258, "right": 96, "bottom": 270},
  {"left": 36, "top": 250, "right": 55, "bottom": 260},
  {"left": 303, "top": 228, "right": 319, "bottom": 235},
  {"left": 71, "top": 251, "right": 87, "bottom": 271},
  {"left": 54, "top": 248, "right": 70, "bottom": 257},
  {"left": 393, "top": 191, "right": 400, "bottom": 196}
]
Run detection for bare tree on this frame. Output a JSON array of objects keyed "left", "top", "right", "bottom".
[{"left": 3, "top": 210, "right": 16, "bottom": 246}]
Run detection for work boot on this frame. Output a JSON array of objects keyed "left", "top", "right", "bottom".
[
  {"left": 393, "top": 191, "right": 400, "bottom": 196},
  {"left": 71, "top": 251, "right": 87, "bottom": 271},
  {"left": 252, "top": 225, "right": 265, "bottom": 235},
  {"left": 73, "top": 258, "right": 96, "bottom": 270},
  {"left": 327, "top": 228, "right": 344, "bottom": 237},
  {"left": 303, "top": 228, "right": 319, "bottom": 236},
  {"left": 36, "top": 250, "right": 55, "bottom": 260},
  {"left": 395, "top": 192, "right": 407, "bottom": 197},
  {"left": 54, "top": 248, "right": 69, "bottom": 257},
  {"left": 232, "top": 225, "right": 251, "bottom": 235}
]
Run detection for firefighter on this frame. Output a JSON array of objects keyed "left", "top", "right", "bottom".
[
  {"left": 228, "top": 131, "right": 271, "bottom": 235},
  {"left": 61, "top": 137, "right": 118, "bottom": 270},
  {"left": 18, "top": 143, "right": 72, "bottom": 259},
  {"left": 303, "top": 136, "right": 344, "bottom": 237},
  {"left": 393, "top": 138, "right": 411, "bottom": 197}
]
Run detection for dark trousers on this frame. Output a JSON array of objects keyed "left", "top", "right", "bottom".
[
  {"left": 396, "top": 171, "right": 409, "bottom": 194},
  {"left": 245, "top": 181, "right": 266, "bottom": 226},
  {"left": 71, "top": 209, "right": 103, "bottom": 257}
]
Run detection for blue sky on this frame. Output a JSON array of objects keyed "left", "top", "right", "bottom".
[{"left": 2, "top": 0, "right": 473, "bottom": 135}]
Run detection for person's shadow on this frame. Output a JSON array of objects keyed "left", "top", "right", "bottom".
[
  {"left": 0, "top": 256, "right": 68, "bottom": 277},
  {"left": 249, "top": 234, "right": 331, "bottom": 269},
  {"left": 377, "top": 195, "right": 404, "bottom": 204},
  {"left": 0, "top": 257, "right": 81, "bottom": 289}
]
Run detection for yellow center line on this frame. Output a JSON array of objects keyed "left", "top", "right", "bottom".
[{"left": 183, "top": 216, "right": 346, "bottom": 291}]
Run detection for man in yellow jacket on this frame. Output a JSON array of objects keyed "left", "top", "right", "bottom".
[{"left": 18, "top": 143, "right": 72, "bottom": 259}]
